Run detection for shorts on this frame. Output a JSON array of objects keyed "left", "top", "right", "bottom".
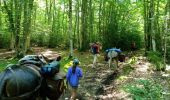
[{"left": 71, "top": 86, "right": 78, "bottom": 89}]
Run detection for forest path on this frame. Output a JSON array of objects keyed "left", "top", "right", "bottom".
[
  {"left": 60, "top": 50, "right": 170, "bottom": 100},
  {"left": 0, "top": 47, "right": 170, "bottom": 100},
  {"left": 58, "top": 51, "right": 147, "bottom": 100}
]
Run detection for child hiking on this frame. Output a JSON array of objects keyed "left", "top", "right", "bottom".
[
  {"left": 91, "top": 42, "right": 101, "bottom": 68},
  {"left": 66, "top": 59, "right": 83, "bottom": 100}
]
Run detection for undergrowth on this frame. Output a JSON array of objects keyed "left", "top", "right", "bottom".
[
  {"left": 147, "top": 51, "right": 164, "bottom": 71},
  {"left": 124, "top": 79, "right": 163, "bottom": 100},
  {"left": 0, "top": 58, "right": 18, "bottom": 72}
]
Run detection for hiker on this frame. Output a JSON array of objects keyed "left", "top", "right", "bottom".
[
  {"left": 91, "top": 42, "right": 101, "bottom": 68},
  {"left": 105, "top": 48, "right": 123, "bottom": 68},
  {"left": 66, "top": 59, "right": 83, "bottom": 100}
]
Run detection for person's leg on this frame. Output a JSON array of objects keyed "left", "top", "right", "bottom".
[
  {"left": 71, "top": 88, "right": 77, "bottom": 100},
  {"left": 92, "top": 54, "right": 97, "bottom": 68},
  {"left": 116, "top": 57, "right": 118, "bottom": 68},
  {"left": 107, "top": 51, "right": 111, "bottom": 68},
  {"left": 108, "top": 57, "right": 112, "bottom": 68}
]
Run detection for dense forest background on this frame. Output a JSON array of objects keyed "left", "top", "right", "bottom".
[
  {"left": 0, "top": 0, "right": 170, "bottom": 99},
  {"left": 0, "top": 0, "right": 169, "bottom": 63}
]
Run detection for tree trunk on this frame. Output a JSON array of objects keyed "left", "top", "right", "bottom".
[
  {"left": 69, "top": 0, "right": 73, "bottom": 57},
  {"left": 89, "top": 0, "right": 93, "bottom": 43},
  {"left": 45, "top": 0, "right": 52, "bottom": 24},
  {"left": 14, "top": 0, "right": 23, "bottom": 57},
  {"left": 0, "top": 0, "right": 2, "bottom": 30},
  {"left": 3, "top": 0, "right": 15, "bottom": 50},
  {"left": 23, "top": 0, "right": 34, "bottom": 54},
  {"left": 80, "top": 0, "right": 88, "bottom": 51},
  {"left": 77, "top": 0, "right": 81, "bottom": 49},
  {"left": 150, "top": 0, "right": 156, "bottom": 51}
]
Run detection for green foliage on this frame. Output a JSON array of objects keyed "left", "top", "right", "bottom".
[
  {"left": 0, "top": 32, "right": 10, "bottom": 48},
  {"left": 31, "top": 32, "right": 49, "bottom": 47},
  {"left": 147, "top": 51, "right": 164, "bottom": 71},
  {"left": 0, "top": 59, "right": 18, "bottom": 72},
  {"left": 0, "top": 0, "right": 167, "bottom": 53},
  {"left": 166, "top": 41, "right": 170, "bottom": 64},
  {"left": 122, "top": 64, "right": 134, "bottom": 75},
  {"left": 118, "top": 31, "right": 143, "bottom": 50},
  {"left": 48, "top": 32, "right": 60, "bottom": 48},
  {"left": 102, "top": 27, "right": 143, "bottom": 51},
  {"left": 60, "top": 57, "right": 72, "bottom": 72},
  {"left": 124, "top": 79, "right": 163, "bottom": 100}
]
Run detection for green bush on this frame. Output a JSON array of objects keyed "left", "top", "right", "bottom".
[
  {"left": 124, "top": 79, "right": 163, "bottom": 100},
  {"left": 102, "top": 26, "right": 143, "bottom": 51},
  {"left": 147, "top": 51, "right": 164, "bottom": 71},
  {"left": 0, "top": 59, "right": 18, "bottom": 72},
  {"left": 118, "top": 31, "right": 143, "bottom": 51},
  {"left": 31, "top": 32, "right": 49, "bottom": 47},
  {"left": 0, "top": 32, "right": 10, "bottom": 48},
  {"left": 122, "top": 64, "right": 134, "bottom": 75}
]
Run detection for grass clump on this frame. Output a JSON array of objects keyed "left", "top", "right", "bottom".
[
  {"left": 147, "top": 51, "right": 164, "bottom": 71},
  {"left": 0, "top": 59, "right": 18, "bottom": 72},
  {"left": 124, "top": 79, "right": 163, "bottom": 100},
  {"left": 122, "top": 64, "right": 134, "bottom": 75}
]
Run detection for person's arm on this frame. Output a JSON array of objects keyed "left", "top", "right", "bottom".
[
  {"left": 66, "top": 68, "right": 71, "bottom": 81},
  {"left": 78, "top": 68, "right": 83, "bottom": 78}
]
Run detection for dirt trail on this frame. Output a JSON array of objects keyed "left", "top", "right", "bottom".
[
  {"left": 1, "top": 48, "right": 170, "bottom": 100},
  {"left": 60, "top": 51, "right": 170, "bottom": 100}
]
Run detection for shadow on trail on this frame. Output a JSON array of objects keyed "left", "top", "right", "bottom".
[{"left": 95, "top": 70, "right": 119, "bottom": 95}]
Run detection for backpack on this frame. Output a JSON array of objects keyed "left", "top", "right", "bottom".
[
  {"left": 92, "top": 44, "right": 98, "bottom": 54},
  {"left": 18, "top": 55, "right": 44, "bottom": 66},
  {"left": 40, "top": 61, "right": 60, "bottom": 76},
  {"left": 105, "top": 48, "right": 122, "bottom": 61}
]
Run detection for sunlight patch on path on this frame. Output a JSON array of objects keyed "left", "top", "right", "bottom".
[
  {"left": 98, "top": 91, "right": 132, "bottom": 100},
  {"left": 41, "top": 49, "right": 60, "bottom": 60},
  {"left": 166, "top": 65, "right": 170, "bottom": 71},
  {"left": 162, "top": 65, "right": 170, "bottom": 77},
  {"left": 0, "top": 50, "right": 15, "bottom": 58},
  {"left": 135, "top": 62, "right": 150, "bottom": 73}
]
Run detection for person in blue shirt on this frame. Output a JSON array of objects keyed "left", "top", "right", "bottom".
[{"left": 66, "top": 59, "right": 83, "bottom": 100}]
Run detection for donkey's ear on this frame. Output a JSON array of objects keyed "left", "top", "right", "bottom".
[{"left": 56, "top": 56, "right": 62, "bottom": 61}]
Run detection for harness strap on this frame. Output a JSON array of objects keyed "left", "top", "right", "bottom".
[{"left": 1, "top": 82, "right": 41, "bottom": 100}]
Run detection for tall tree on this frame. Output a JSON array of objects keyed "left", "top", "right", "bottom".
[
  {"left": 80, "top": 0, "right": 88, "bottom": 50},
  {"left": 4, "top": 0, "right": 23, "bottom": 57},
  {"left": 0, "top": 0, "right": 2, "bottom": 30},
  {"left": 14, "top": 0, "right": 23, "bottom": 57},
  {"left": 89, "top": 0, "right": 94, "bottom": 42},
  {"left": 150, "top": 0, "right": 156, "bottom": 51},
  {"left": 22, "top": 0, "right": 34, "bottom": 54},
  {"left": 3, "top": 0, "right": 15, "bottom": 50},
  {"left": 144, "top": 0, "right": 152, "bottom": 51},
  {"left": 77, "top": 0, "right": 81, "bottom": 49},
  {"left": 69, "top": 0, "right": 73, "bottom": 57},
  {"left": 163, "top": 0, "right": 170, "bottom": 68}
]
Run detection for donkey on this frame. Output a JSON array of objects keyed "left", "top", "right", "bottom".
[
  {"left": 0, "top": 55, "right": 65, "bottom": 100},
  {"left": 104, "top": 48, "right": 125, "bottom": 68}
]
